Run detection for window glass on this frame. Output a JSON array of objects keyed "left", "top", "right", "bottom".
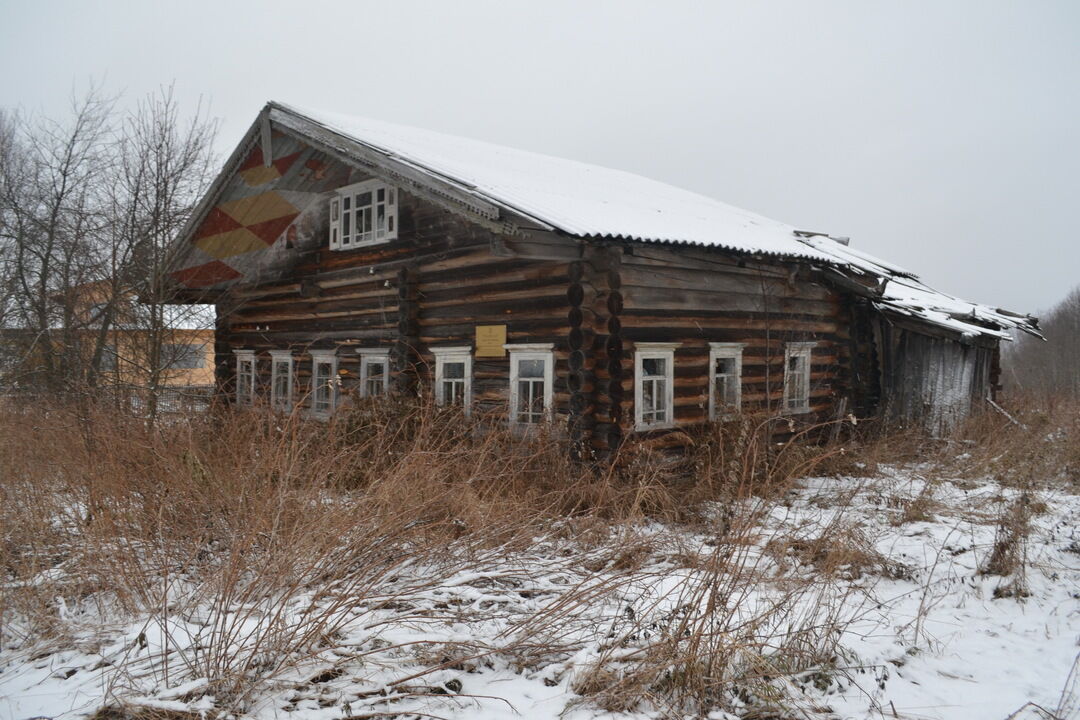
[
  {"left": 442, "top": 362, "right": 466, "bottom": 404},
  {"left": 365, "top": 360, "right": 385, "bottom": 396},
  {"left": 164, "top": 343, "right": 203, "bottom": 370},
  {"left": 519, "top": 358, "right": 545, "bottom": 378},
  {"left": 272, "top": 359, "right": 291, "bottom": 407},
  {"left": 635, "top": 348, "right": 676, "bottom": 429},
  {"left": 783, "top": 345, "right": 812, "bottom": 413},
  {"left": 312, "top": 360, "right": 335, "bottom": 413},
  {"left": 236, "top": 356, "right": 255, "bottom": 406},
  {"left": 101, "top": 344, "right": 117, "bottom": 372},
  {"left": 642, "top": 357, "right": 665, "bottom": 377},
  {"left": 510, "top": 352, "right": 550, "bottom": 425},
  {"left": 434, "top": 353, "right": 471, "bottom": 411}
]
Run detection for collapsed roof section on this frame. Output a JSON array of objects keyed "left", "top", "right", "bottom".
[{"left": 165, "top": 101, "right": 1040, "bottom": 342}]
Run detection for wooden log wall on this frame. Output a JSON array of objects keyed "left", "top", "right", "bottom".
[
  {"left": 616, "top": 244, "right": 854, "bottom": 437},
  {"left": 566, "top": 244, "right": 623, "bottom": 458},
  {"left": 214, "top": 173, "right": 571, "bottom": 413}
]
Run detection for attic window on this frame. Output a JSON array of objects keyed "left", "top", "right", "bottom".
[{"left": 330, "top": 179, "right": 397, "bottom": 250}]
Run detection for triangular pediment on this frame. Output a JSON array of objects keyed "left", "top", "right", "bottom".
[{"left": 166, "top": 105, "right": 536, "bottom": 299}]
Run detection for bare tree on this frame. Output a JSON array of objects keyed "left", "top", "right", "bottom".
[
  {"left": 1004, "top": 284, "right": 1080, "bottom": 398},
  {"left": 105, "top": 87, "right": 218, "bottom": 419},
  {"left": 0, "top": 89, "right": 115, "bottom": 396},
  {"left": 0, "top": 86, "right": 217, "bottom": 417}
]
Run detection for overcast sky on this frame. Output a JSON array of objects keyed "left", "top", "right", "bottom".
[{"left": 2, "top": 1, "right": 1076, "bottom": 315}]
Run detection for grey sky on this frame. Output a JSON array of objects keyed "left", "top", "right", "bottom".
[{"left": 2, "top": 0, "right": 1076, "bottom": 315}]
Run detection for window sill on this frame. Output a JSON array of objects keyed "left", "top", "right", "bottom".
[
  {"left": 331, "top": 238, "right": 395, "bottom": 252},
  {"left": 634, "top": 420, "right": 675, "bottom": 432}
]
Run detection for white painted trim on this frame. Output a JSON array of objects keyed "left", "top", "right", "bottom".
[
  {"left": 332, "top": 178, "right": 398, "bottom": 250},
  {"left": 432, "top": 346, "right": 473, "bottom": 414},
  {"left": 233, "top": 349, "right": 256, "bottom": 407},
  {"left": 708, "top": 342, "right": 745, "bottom": 421},
  {"left": 309, "top": 350, "right": 340, "bottom": 416},
  {"left": 782, "top": 342, "right": 815, "bottom": 415},
  {"left": 634, "top": 344, "right": 678, "bottom": 431},
  {"left": 633, "top": 342, "right": 681, "bottom": 351},
  {"left": 357, "top": 347, "right": 392, "bottom": 398},
  {"left": 269, "top": 351, "right": 295, "bottom": 410},
  {"left": 503, "top": 342, "right": 555, "bottom": 351},
  {"left": 507, "top": 346, "right": 554, "bottom": 429}
]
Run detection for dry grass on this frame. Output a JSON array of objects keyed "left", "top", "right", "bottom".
[
  {"left": 2, "top": 392, "right": 1076, "bottom": 718},
  {"left": 0, "top": 397, "right": 853, "bottom": 713}
]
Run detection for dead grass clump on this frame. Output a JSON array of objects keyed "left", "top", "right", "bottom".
[
  {"left": 982, "top": 493, "right": 1038, "bottom": 598},
  {"left": 766, "top": 524, "right": 909, "bottom": 581},
  {"left": 889, "top": 482, "right": 942, "bottom": 526}
]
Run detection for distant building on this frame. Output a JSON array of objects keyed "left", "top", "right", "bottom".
[
  {"left": 1, "top": 281, "right": 215, "bottom": 412},
  {"left": 164, "top": 102, "right": 1040, "bottom": 444}
]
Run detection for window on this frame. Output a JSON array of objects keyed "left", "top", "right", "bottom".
[
  {"left": 329, "top": 179, "right": 398, "bottom": 250},
  {"left": 506, "top": 344, "right": 554, "bottom": 427},
  {"left": 163, "top": 343, "right": 205, "bottom": 370},
  {"left": 634, "top": 343, "right": 678, "bottom": 431},
  {"left": 234, "top": 350, "right": 256, "bottom": 406},
  {"left": 357, "top": 348, "right": 391, "bottom": 398},
  {"left": 101, "top": 343, "right": 118, "bottom": 372},
  {"left": 310, "top": 350, "right": 339, "bottom": 416},
  {"left": 783, "top": 342, "right": 815, "bottom": 414},
  {"left": 432, "top": 346, "right": 472, "bottom": 413},
  {"left": 270, "top": 351, "right": 295, "bottom": 410},
  {"left": 709, "top": 343, "right": 744, "bottom": 421}
]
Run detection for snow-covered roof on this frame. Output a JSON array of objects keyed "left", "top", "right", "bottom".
[
  {"left": 261, "top": 103, "right": 1042, "bottom": 341},
  {"left": 274, "top": 103, "right": 838, "bottom": 263}
]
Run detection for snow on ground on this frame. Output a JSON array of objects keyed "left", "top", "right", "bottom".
[{"left": 2, "top": 467, "right": 1077, "bottom": 720}]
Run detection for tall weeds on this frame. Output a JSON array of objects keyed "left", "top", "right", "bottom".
[{"left": 3, "top": 393, "right": 1073, "bottom": 717}]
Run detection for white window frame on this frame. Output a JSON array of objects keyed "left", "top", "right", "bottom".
[
  {"left": 269, "top": 350, "right": 295, "bottom": 410},
  {"left": 357, "top": 348, "right": 392, "bottom": 398},
  {"left": 329, "top": 179, "right": 398, "bottom": 251},
  {"left": 634, "top": 342, "right": 679, "bottom": 431},
  {"left": 708, "top": 342, "right": 745, "bottom": 421},
  {"left": 782, "top": 342, "right": 815, "bottom": 415},
  {"left": 432, "top": 346, "right": 473, "bottom": 414},
  {"left": 310, "top": 350, "right": 339, "bottom": 416},
  {"left": 234, "top": 349, "right": 256, "bottom": 407},
  {"left": 505, "top": 343, "right": 554, "bottom": 429}
]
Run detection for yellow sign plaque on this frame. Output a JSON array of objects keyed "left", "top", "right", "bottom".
[{"left": 475, "top": 325, "right": 507, "bottom": 358}]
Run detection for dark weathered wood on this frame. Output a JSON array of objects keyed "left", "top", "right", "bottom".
[{"left": 206, "top": 124, "right": 998, "bottom": 446}]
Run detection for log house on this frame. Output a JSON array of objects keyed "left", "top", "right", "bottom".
[{"left": 164, "top": 102, "right": 1041, "bottom": 450}]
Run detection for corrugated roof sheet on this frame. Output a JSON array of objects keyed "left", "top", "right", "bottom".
[{"left": 274, "top": 103, "right": 838, "bottom": 262}]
